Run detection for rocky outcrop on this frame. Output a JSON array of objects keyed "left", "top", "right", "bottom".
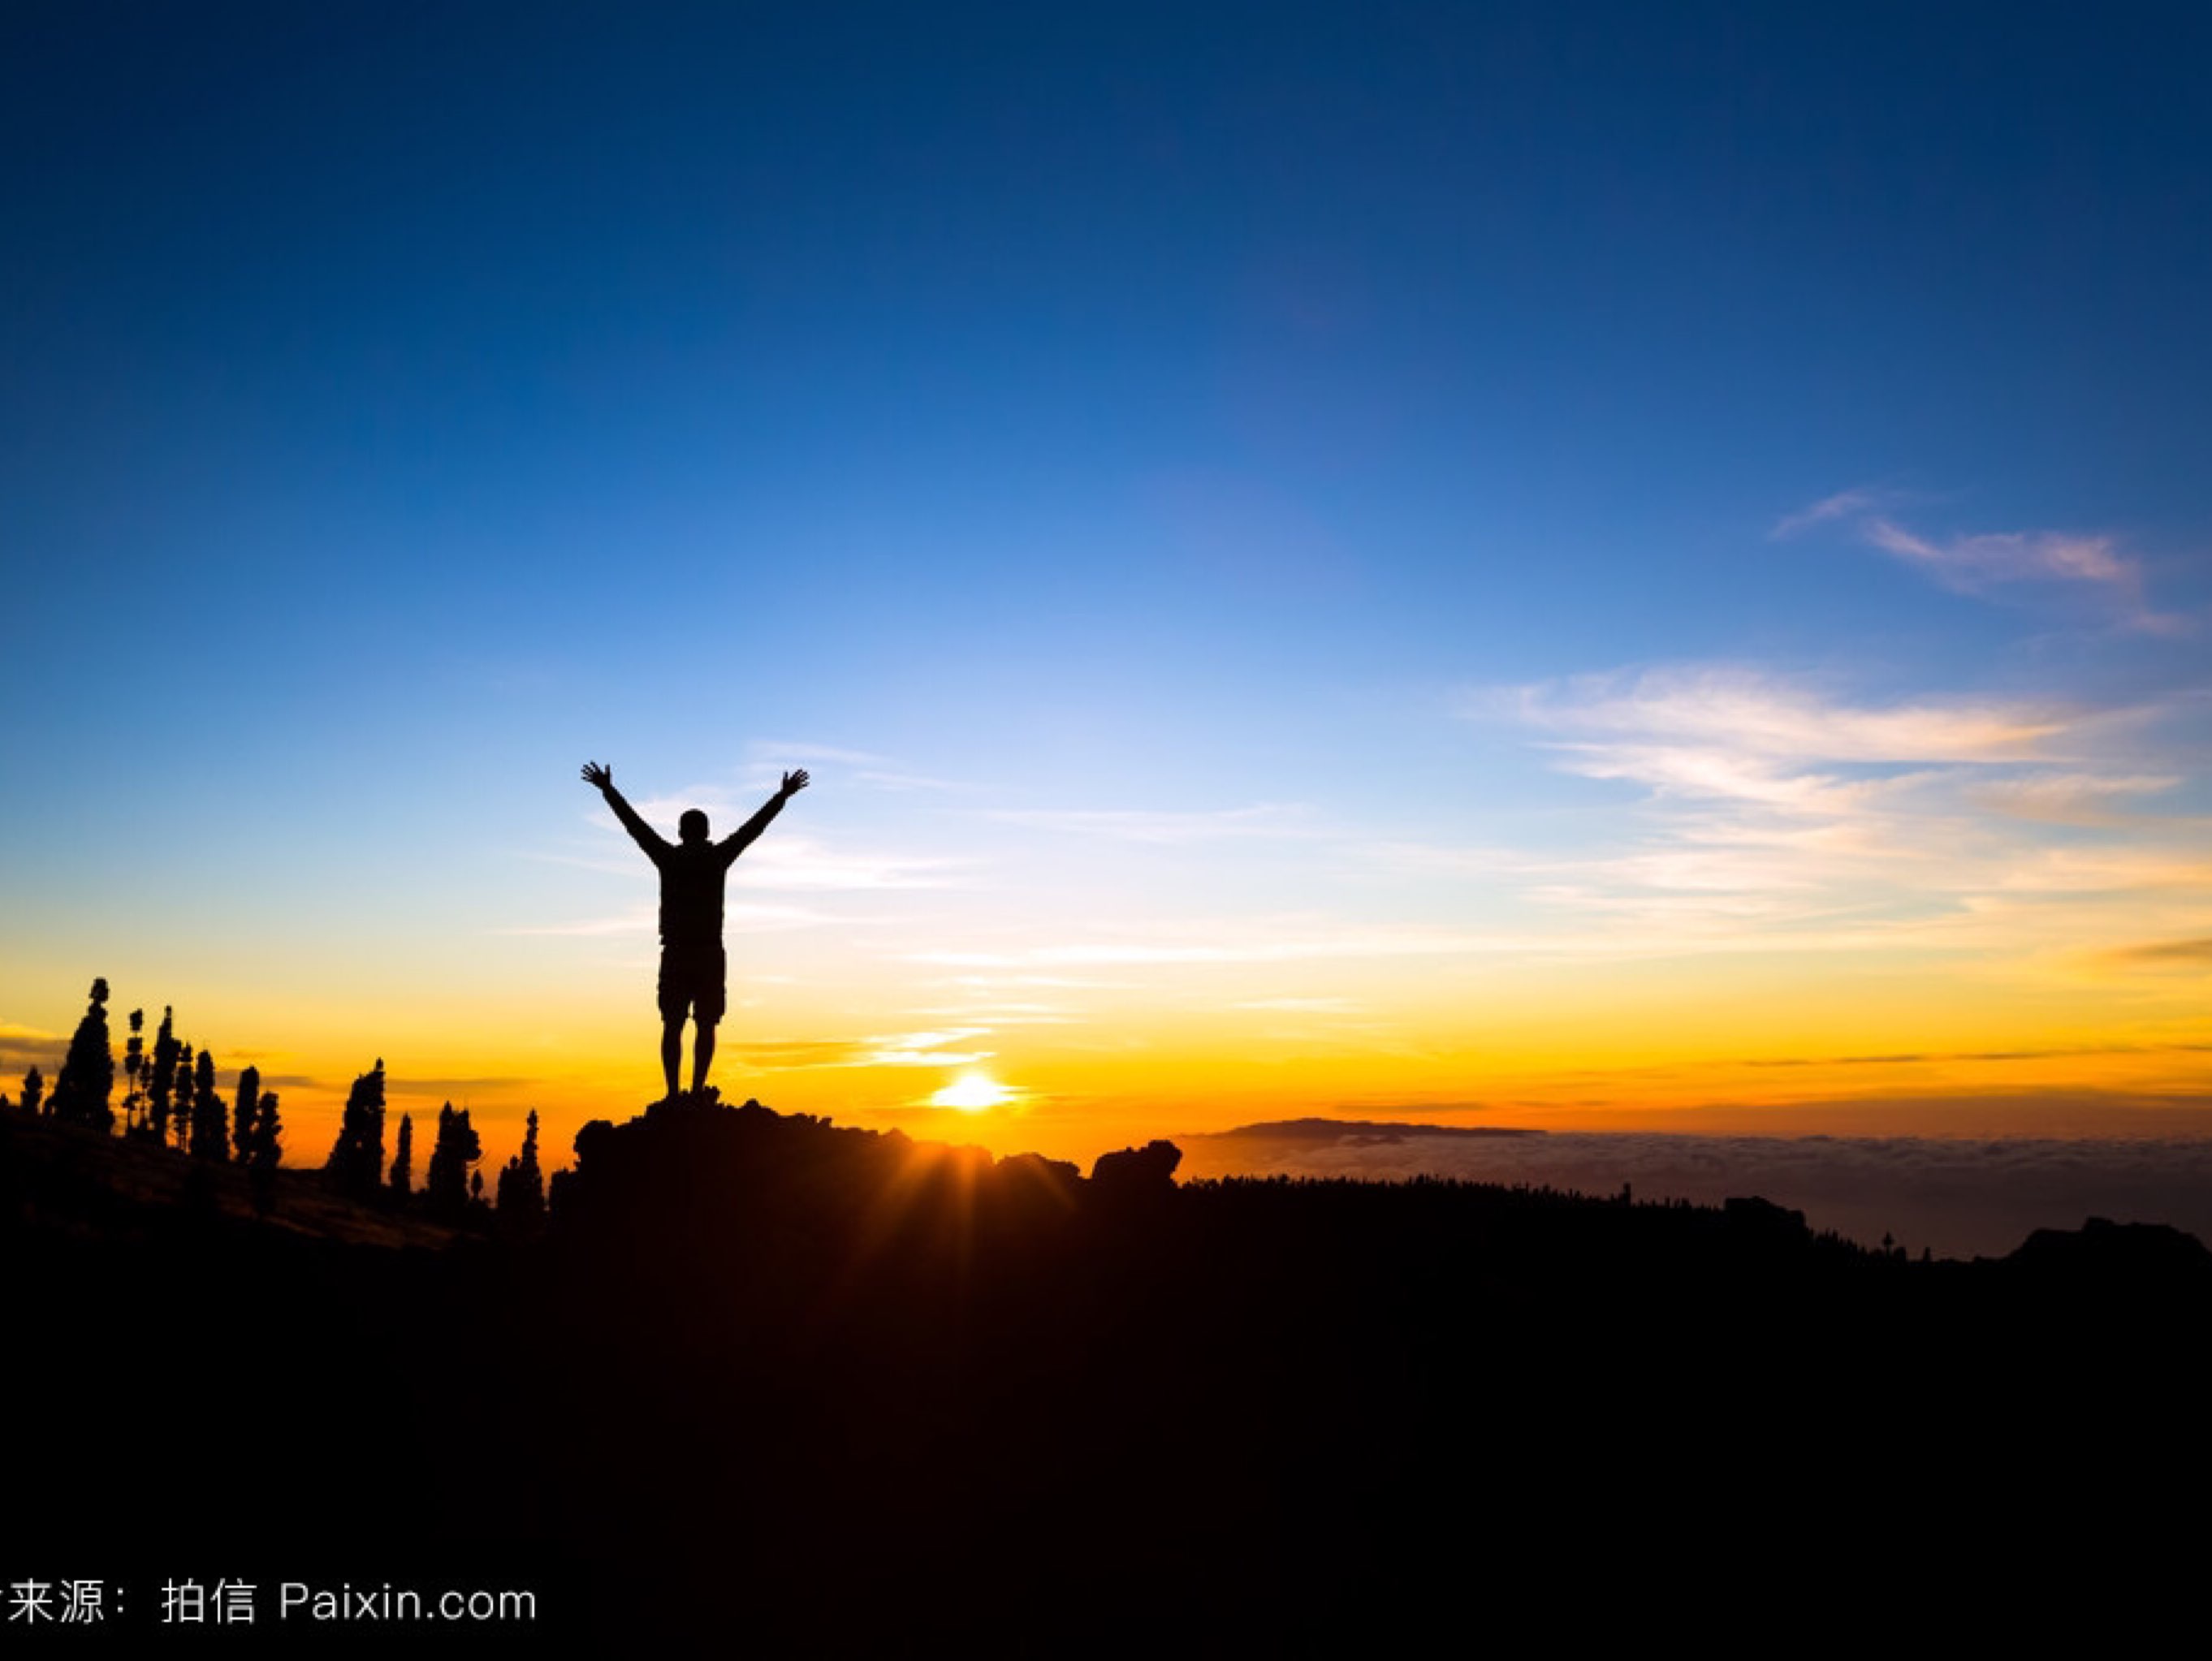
[{"left": 1089, "top": 1138, "right": 1184, "bottom": 1198}]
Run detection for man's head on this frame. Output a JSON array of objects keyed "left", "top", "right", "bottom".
[{"left": 678, "top": 809, "right": 710, "bottom": 844}]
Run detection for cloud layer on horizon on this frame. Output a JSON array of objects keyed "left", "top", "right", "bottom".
[{"left": 1180, "top": 1124, "right": 2212, "bottom": 1261}]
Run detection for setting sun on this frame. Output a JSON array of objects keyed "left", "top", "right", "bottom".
[{"left": 930, "top": 1072, "right": 1015, "bottom": 1113}]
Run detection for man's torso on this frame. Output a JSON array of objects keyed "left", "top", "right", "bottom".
[{"left": 655, "top": 842, "right": 735, "bottom": 946}]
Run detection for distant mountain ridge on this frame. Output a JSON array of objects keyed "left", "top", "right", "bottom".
[{"left": 1193, "top": 1116, "right": 1545, "bottom": 1141}]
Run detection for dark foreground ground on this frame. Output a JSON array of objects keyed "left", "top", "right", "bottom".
[{"left": 8, "top": 1098, "right": 2210, "bottom": 1652}]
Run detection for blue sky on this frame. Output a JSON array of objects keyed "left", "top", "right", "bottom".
[{"left": 5, "top": 2, "right": 2207, "bottom": 1162}]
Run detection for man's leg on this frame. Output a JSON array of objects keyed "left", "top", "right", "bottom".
[
  {"left": 657, "top": 947, "right": 687, "bottom": 1102},
  {"left": 691, "top": 1020, "right": 717, "bottom": 1096},
  {"left": 660, "top": 1017, "right": 684, "bottom": 1102},
  {"left": 690, "top": 946, "right": 728, "bottom": 1099}
]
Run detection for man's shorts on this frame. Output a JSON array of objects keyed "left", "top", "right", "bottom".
[{"left": 657, "top": 942, "right": 727, "bottom": 1026}]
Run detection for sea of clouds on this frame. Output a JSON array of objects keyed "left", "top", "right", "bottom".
[{"left": 1177, "top": 1128, "right": 2212, "bottom": 1259}]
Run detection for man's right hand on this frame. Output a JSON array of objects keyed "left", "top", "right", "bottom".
[{"left": 581, "top": 761, "right": 613, "bottom": 791}]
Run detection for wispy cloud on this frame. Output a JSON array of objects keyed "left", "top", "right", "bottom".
[
  {"left": 1967, "top": 773, "right": 2180, "bottom": 826},
  {"left": 1770, "top": 486, "right": 1899, "bottom": 540},
  {"left": 986, "top": 804, "right": 1318, "bottom": 844},
  {"left": 855, "top": 1028, "right": 996, "bottom": 1067},
  {"left": 1738, "top": 1039, "right": 2212, "bottom": 1068},
  {"left": 1989, "top": 848, "right": 2212, "bottom": 894},
  {"left": 906, "top": 1001, "right": 1078, "bottom": 1025},
  {"left": 1501, "top": 665, "right": 2072, "bottom": 767},
  {"left": 1466, "top": 663, "right": 2208, "bottom": 965},
  {"left": 1775, "top": 488, "right": 2185, "bottom": 632},
  {"left": 0, "top": 1022, "right": 64, "bottom": 1072},
  {"left": 944, "top": 973, "right": 1130, "bottom": 990},
  {"left": 721, "top": 1028, "right": 1003, "bottom": 1072},
  {"left": 718, "top": 1039, "right": 853, "bottom": 1068},
  {"left": 910, "top": 922, "right": 1519, "bottom": 969},
  {"left": 1864, "top": 517, "right": 2154, "bottom": 603},
  {"left": 737, "top": 836, "right": 965, "bottom": 892},
  {"left": 2098, "top": 937, "right": 2212, "bottom": 970},
  {"left": 390, "top": 1075, "right": 539, "bottom": 1096}
]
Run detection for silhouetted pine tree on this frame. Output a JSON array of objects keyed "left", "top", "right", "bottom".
[
  {"left": 390, "top": 1112, "right": 414, "bottom": 1198},
  {"left": 231, "top": 1064, "right": 261, "bottom": 1163},
  {"left": 189, "top": 1050, "right": 227, "bottom": 1160},
  {"left": 248, "top": 1091, "right": 282, "bottom": 1217},
  {"left": 49, "top": 978, "right": 116, "bottom": 1132},
  {"left": 425, "top": 1102, "right": 482, "bottom": 1220},
  {"left": 18, "top": 1066, "right": 43, "bottom": 1117},
  {"left": 146, "top": 1007, "right": 180, "bottom": 1145},
  {"left": 496, "top": 1109, "right": 547, "bottom": 1234},
  {"left": 173, "top": 1044, "right": 196, "bottom": 1150},
  {"left": 323, "top": 1060, "right": 388, "bottom": 1199},
  {"left": 122, "top": 1009, "right": 145, "bottom": 1135}
]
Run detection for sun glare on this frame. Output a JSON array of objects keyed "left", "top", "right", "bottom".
[{"left": 931, "top": 1072, "right": 1014, "bottom": 1112}]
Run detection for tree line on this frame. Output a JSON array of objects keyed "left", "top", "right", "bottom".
[{"left": 5, "top": 977, "right": 546, "bottom": 1232}]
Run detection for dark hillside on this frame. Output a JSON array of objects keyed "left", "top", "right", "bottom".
[{"left": 7, "top": 1096, "right": 2208, "bottom": 1648}]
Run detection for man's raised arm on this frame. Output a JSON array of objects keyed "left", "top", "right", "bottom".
[
  {"left": 721, "top": 769, "right": 810, "bottom": 861},
  {"left": 581, "top": 761, "right": 670, "bottom": 860}
]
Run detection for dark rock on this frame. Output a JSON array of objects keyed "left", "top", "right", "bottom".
[
  {"left": 2007, "top": 1215, "right": 2212, "bottom": 1280},
  {"left": 1723, "top": 1194, "right": 1809, "bottom": 1241},
  {"left": 1089, "top": 1139, "right": 1183, "bottom": 1197}
]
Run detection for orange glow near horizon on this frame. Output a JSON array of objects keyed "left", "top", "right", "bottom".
[
  {"left": 6, "top": 930, "right": 2210, "bottom": 1184},
  {"left": 184, "top": 999, "right": 2211, "bottom": 1184}
]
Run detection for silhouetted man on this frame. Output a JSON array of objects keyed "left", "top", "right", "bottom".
[{"left": 581, "top": 761, "right": 809, "bottom": 1102}]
